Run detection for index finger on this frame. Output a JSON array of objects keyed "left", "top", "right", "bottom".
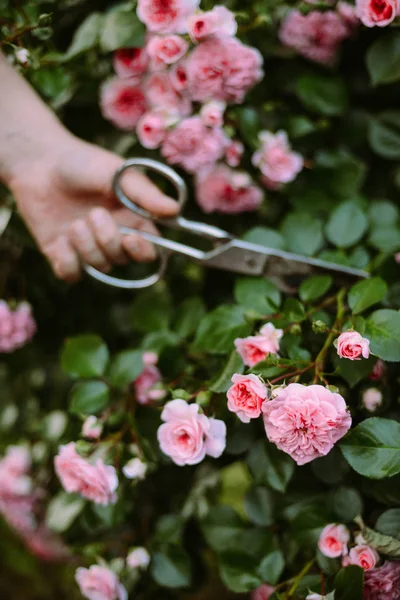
[{"left": 119, "top": 167, "right": 180, "bottom": 218}]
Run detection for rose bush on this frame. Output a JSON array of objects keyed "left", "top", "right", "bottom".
[{"left": 2, "top": 0, "right": 400, "bottom": 598}]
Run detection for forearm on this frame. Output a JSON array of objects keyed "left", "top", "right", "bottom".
[{"left": 0, "top": 54, "right": 73, "bottom": 187}]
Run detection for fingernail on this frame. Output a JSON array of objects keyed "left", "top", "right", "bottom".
[{"left": 139, "top": 240, "right": 157, "bottom": 262}]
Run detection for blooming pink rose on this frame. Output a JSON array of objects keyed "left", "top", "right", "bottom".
[
  {"left": 162, "top": 117, "right": 227, "bottom": 173},
  {"left": 113, "top": 48, "right": 149, "bottom": 78},
  {"left": 0, "top": 300, "right": 36, "bottom": 353},
  {"left": 54, "top": 443, "right": 118, "bottom": 505},
  {"left": 262, "top": 384, "right": 352, "bottom": 465},
  {"left": 370, "top": 359, "right": 385, "bottom": 381},
  {"left": 187, "top": 6, "right": 237, "bottom": 42},
  {"left": 252, "top": 584, "right": 276, "bottom": 600},
  {"left": 75, "top": 565, "right": 127, "bottom": 600},
  {"left": 186, "top": 36, "right": 263, "bottom": 103},
  {"left": 134, "top": 351, "right": 166, "bottom": 404},
  {"left": 100, "top": 78, "right": 147, "bottom": 130},
  {"left": 356, "top": 0, "right": 400, "bottom": 26},
  {"left": 147, "top": 34, "right": 188, "bottom": 66},
  {"left": 136, "top": 111, "right": 169, "bottom": 149},
  {"left": 200, "top": 101, "right": 226, "bottom": 128},
  {"left": 225, "top": 140, "right": 244, "bottom": 167},
  {"left": 25, "top": 525, "right": 68, "bottom": 562},
  {"left": 364, "top": 561, "right": 400, "bottom": 600},
  {"left": 137, "top": 0, "right": 200, "bottom": 33},
  {"left": 0, "top": 445, "right": 31, "bottom": 498},
  {"left": 82, "top": 416, "right": 103, "bottom": 440},
  {"left": 144, "top": 71, "right": 191, "bottom": 116},
  {"left": 318, "top": 523, "right": 350, "bottom": 558},
  {"left": 127, "top": 547, "right": 151, "bottom": 569},
  {"left": 252, "top": 131, "right": 303, "bottom": 185},
  {"left": 235, "top": 323, "right": 283, "bottom": 367},
  {"left": 227, "top": 374, "right": 267, "bottom": 423},
  {"left": 196, "top": 166, "right": 263, "bottom": 214},
  {"left": 362, "top": 388, "right": 383, "bottom": 412},
  {"left": 335, "top": 330, "right": 370, "bottom": 360},
  {"left": 342, "top": 545, "right": 379, "bottom": 570},
  {"left": 170, "top": 61, "right": 189, "bottom": 92},
  {"left": 279, "top": 10, "right": 351, "bottom": 65},
  {"left": 157, "top": 399, "right": 226, "bottom": 466},
  {"left": 337, "top": 1, "right": 360, "bottom": 30}
]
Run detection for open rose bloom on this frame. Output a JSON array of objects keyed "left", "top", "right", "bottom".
[
  {"left": 76, "top": 565, "right": 127, "bottom": 600},
  {"left": 335, "top": 330, "right": 370, "bottom": 360},
  {"left": 235, "top": 322, "right": 283, "bottom": 367},
  {"left": 318, "top": 523, "right": 350, "bottom": 558},
  {"left": 227, "top": 374, "right": 268, "bottom": 423},
  {"left": 356, "top": 0, "right": 400, "bottom": 26}
]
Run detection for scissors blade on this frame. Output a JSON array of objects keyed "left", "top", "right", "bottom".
[{"left": 201, "top": 240, "right": 369, "bottom": 291}]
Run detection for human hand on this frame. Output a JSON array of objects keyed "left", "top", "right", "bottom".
[{"left": 8, "top": 136, "right": 179, "bottom": 282}]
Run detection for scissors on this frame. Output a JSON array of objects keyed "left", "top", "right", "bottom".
[{"left": 84, "top": 158, "right": 369, "bottom": 291}]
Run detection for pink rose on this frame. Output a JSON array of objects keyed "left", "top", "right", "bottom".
[
  {"left": 187, "top": 6, "right": 237, "bottom": 42},
  {"left": 395, "top": 252, "right": 400, "bottom": 264},
  {"left": 262, "top": 383, "right": 352, "bottom": 465},
  {"left": 122, "top": 457, "right": 147, "bottom": 479},
  {"left": 225, "top": 140, "right": 244, "bottom": 167},
  {"left": 364, "top": 561, "right": 400, "bottom": 600},
  {"left": 157, "top": 399, "right": 226, "bottom": 466},
  {"left": 337, "top": 1, "right": 360, "bottom": 30},
  {"left": 134, "top": 351, "right": 166, "bottom": 404},
  {"left": 136, "top": 111, "right": 169, "bottom": 149},
  {"left": 54, "top": 443, "right": 118, "bottom": 505},
  {"left": 147, "top": 34, "right": 188, "bottom": 66},
  {"left": 186, "top": 36, "right": 263, "bottom": 103},
  {"left": 252, "top": 584, "right": 276, "bottom": 600},
  {"left": 170, "top": 61, "right": 189, "bottom": 92},
  {"left": 370, "top": 359, "right": 385, "bottom": 381},
  {"left": 252, "top": 131, "right": 303, "bottom": 185},
  {"left": 196, "top": 166, "right": 263, "bottom": 214},
  {"left": 362, "top": 388, "right": 383, "bottom": 412},
  {"left": 25, "top": 525, "right": 68, "bottom": 562},
  {"left": 75, "top": 565, "right": 127, "bottom": 600},
  {"left": 342, "top": 545, "right": 379, "bottom": 570},
  {"left": 144, "top": 71, "right": 191, "bottom": 116},
  {"left": 335, "top": 330, "right": 370, "bottom": 360},
  {"left": 113, "top": 48, "right": 149, "bottom": 78},
  {"left": 227, "top": 374, "right": 267, "bottom": 423},
  {"left": 127, "top": 547, "right": 151, "bottom": 569},
  {"left": 82, "top": 416, "right": 103, "bottom": 440},
  {"left": 356, "top": 0, "right": 400, "bottom": 26},
  {"left": 279, "top": 10, "right": 351, "bottom": 65},
  {"left": 235, "top": 323, "right": 283, "bottom": 367},
  {"left": 318, "top": 523, "right": 350, "bottom": 558},
  {"left": 137, "top": 0, "right": 200, "bottom": 33},
  {"left": 0, "top": 300, "right": 36, "bottom": 353},
  {"left": 161, "top": 117, "right": 227, "bottom": 173},
  {"left": 100, "top": 78, "right": 147, "bottom": 130},
  {"left": 200, "top": 101, "right": 226, "bottom": 128}
]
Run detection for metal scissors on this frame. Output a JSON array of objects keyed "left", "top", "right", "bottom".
[{"left": 84, "top": 158, "right": 369, "bottom": 291}]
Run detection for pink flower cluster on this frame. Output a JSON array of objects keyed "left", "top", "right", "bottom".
[
  {"left": 157, "top": 399, "right": 226, "bottom": 466},
  {"left": 133, "top": 351, "right": 166, "bottom": 404},
  {"left": 0, "top": 300, "right": 36, "bottom": 353},
  {"left": 235, "top": 322, "right": 283, "bottom": 367},
  {"left": 54, "top": 442, "right": 118, "bottom": 505},
  {"left": 279, "top": 4, "right": 358, "bottom": 65},
  {"left": 76, "top": 565, "right": 127, "bottom": 600},
  {"left": 335, "top": 330, "right": 370, "bottom": 360},
  {"left": 252, "top": 131, "right": 304, "bottom": 189},
  {"left": 100, "top": 1, "right": 264, "bottom": 213},
  {"left": 364, "top": 560, "right": 400, "bottom": 600},
  {"left": 319, "top": 524, "right": 379, "bottom": 572},
  {"left": 0, "top": 446, "right": 67, "bottom": 561}
]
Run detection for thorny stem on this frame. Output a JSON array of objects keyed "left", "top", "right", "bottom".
[
  {"left": 287, "top": 559, "right": 315, "bottom": 598},
  {"left": 269, "top": 362, "right": 315, "bottom": 385},
  {"left": 313, "top": 287, "right": 346, "bottom": 383}
]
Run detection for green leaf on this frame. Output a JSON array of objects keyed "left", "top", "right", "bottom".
[
  {"left": 364, "top": 309, "right": 400, "bottom": 361},
  {"left": 326, "top": 200, "right": 368, "bottom": 248},
  {"left": 174, "top": 297, "right": 206, "bottom": 338},
  {"left": 242, "top": 227, "right": 285, "bottom": 250},
  {"left": 142, "top": 330, "right": 180, "bottom": 353},
  {"left": 64, "top": 12, "right": 103, "bottom": 60},
  {"left": 358, "top": 522, "right": 400, "bottom": 557},
  {"left": 237, "top": 107, "right": 261, "bottom": 148},
  {"left": 132, "top": 286, "right": 172, "bottom": 333},
  {"left": 194, "top": 305, "right": 251, "bottom": 354},
  {"left": 295, "top": 74, "right": 348, "bottom": 116},
  {"left": 218, "top": 552, "right": 262, "bottom": 593},
  {"left": 368, "top": 200, "right": 399, "bottom": 226},
  {"left": 219, "top": 462, "right": 252, "bottom": 519},
  {"left": 153, "top": 514, "right": 185, "bottom": 545},
  {"left": 369, "top": 111, "right": 400, "bottom": 159},
  {"left": 348, "top": 277, "right": 387, "bottom": 315},
  {"left": 244, "top": 487, "right": 273, "bottom": 526},
  {"left": 333, "top": 487, "right": 363, "bottom": 522},
  {"left": 210, "top": 350, "right": 244, "bottom": 393},
  {"left": 312, "top": 448, "right": 350, "bottom": 485},
  {"left": 201, "top": 506, "right": 246, "bottom": 552},
  {"left": 107, "top": 350, "right": 143, "bottom": 387},
  {"left": 334, "top": 355, "right": 375, "bottom": 388},
  {"left": 100, "top": 4, "right": 146, "bottom": 52},
  {"left": 257, "top": 550, "right": 285, "bottom": 585},
  {"left": 335, "top": 565, "right": 364, "bottom": 600},
  {"left": 281, "top": 213, "right": 324, "bottom": 256},
  {"left": 31, "top": 67, "right": 73, "bottom": 100},
  {"left": 341, "top": 418, "right": 400, "bottom": 479},
  {"left": 248, "top": 440, "right": 295, "bottom": 493},
  {"left": 376, "top": 508, "right": 400, "bottom": 539},
  {"left": 366, "top": 32, "right": 400, "bottom": 86},
  {"left": 61, "top": 335, "right": 109, "bottom": 378},
  {"left": 299, "top": 275, "right": 333, "bottom": 303},
  {"left": 151, "top": 547, "right": 191, "bottom": 588},
  {"left": 369, "top": 226, "right": 400, "bottom": 252},
  {"left": 234, "top": 277, "right": 281, "bottom": 314},
  {"left": 70, "top": 381, "right": 110, "bottom": 415},
  {"left": 46, "top": 492, "right": 85, "bottom": 533}
]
